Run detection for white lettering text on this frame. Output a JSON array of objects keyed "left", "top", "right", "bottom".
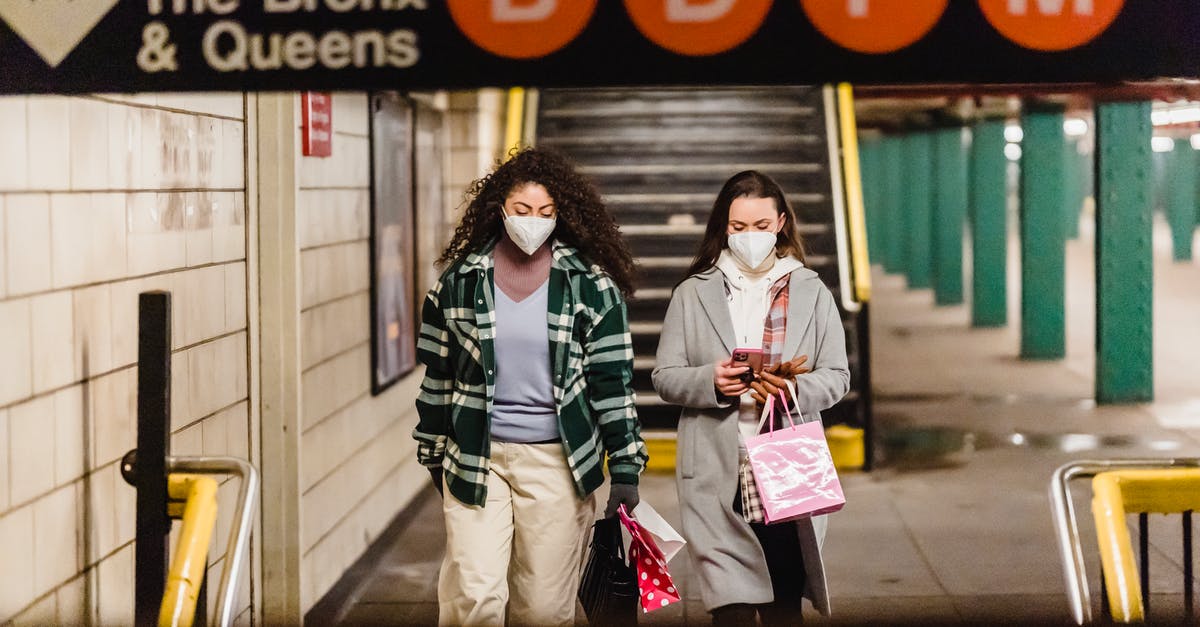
[
  {"left": 1006, "top": 0, "right": 1093, "bottom": 15},
  {"left": 666, "top": 0, "right": 736, "bottom": 23},
  {"left": 492, "top": 0, "right": 555, "bottom": 22}
]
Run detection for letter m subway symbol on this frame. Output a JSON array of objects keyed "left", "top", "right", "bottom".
[{"left": 1006, "top": 0, "right": 1093, "bottom": 15}]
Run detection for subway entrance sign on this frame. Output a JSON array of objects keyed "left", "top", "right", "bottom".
[{"left": 0, "top": 0, "right": 1197, "bottom": 93}]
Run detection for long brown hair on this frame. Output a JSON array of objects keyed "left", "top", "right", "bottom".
[
  {"left": 437, "top": 147, "right": 637, "bottom": 297},
  {"left": 683, "top": 170, "right": 807, "bottom": 278}
]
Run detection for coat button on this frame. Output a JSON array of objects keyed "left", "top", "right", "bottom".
[
  {"left": 488, "top": 370, "right": 494, "bottom": 375},
  {"left": 477, "top": 299, "right": 483, "bottom": 304}
]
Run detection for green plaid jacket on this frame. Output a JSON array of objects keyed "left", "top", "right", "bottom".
[{"left": 413, "top": 239, "right": 648, "bottom": 506}]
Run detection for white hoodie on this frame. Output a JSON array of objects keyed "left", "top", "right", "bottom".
[
  {"left": 715, "top": 249, "right": 805, "bottom": 350},
  {"left": 715, "top": 249, "right": 805, "bottom": 445}
]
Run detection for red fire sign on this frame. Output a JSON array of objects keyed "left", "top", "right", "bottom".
[{"left": 302, "top": 92, "right": 332, "bottom": 158}]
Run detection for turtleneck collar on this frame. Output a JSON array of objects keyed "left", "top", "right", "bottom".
[{"left": 494, "top": 231, "right": 552, "bottom": 302}]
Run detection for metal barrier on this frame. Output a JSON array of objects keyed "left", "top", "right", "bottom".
[
  {"left": 1050, "top": 459, "right": 1200, "bottom": 624},
  {"left": 123, "top": 291, "right": 260, "bottom": 627},
  {"left": 159, "top": 474, "right": 218, "bottom": 627}
]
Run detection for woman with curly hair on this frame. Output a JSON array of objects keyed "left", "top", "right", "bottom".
[{"left": 413, "top": 147, "right": 647, "bottom": 626}]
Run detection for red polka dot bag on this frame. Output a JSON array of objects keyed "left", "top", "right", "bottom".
[{"left": 617, "top": 504, "right": 681, "bottom": 613}]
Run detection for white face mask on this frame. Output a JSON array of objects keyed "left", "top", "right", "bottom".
[
  {"left": 727, "top": 231, "right": 778, "bottom": 269},
  {"left": 502, "top": 213, "right": 556, "bottom": 255}
]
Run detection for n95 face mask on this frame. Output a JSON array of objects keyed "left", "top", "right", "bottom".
[
  {"left": 727, "top": 231, "right": 778, "bottom": 269},
  {"left": 503, "top": 214, "right": 556, "bottom": 255}
]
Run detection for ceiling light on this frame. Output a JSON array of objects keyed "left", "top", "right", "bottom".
[
  {"left": 1063, "top": 118, "right": 1088, "bottom": 137},
  {"left": 1152, "top": 136, "right": 1176, "bottom": 152},
  {"left": 1004, "top": 124, "right": 1023, "bottom": 143}
]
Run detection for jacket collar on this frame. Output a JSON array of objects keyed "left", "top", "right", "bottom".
[{"left": 691, "top": 262, "right": 821, "bottom": 355}]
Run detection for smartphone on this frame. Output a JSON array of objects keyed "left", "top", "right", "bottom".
[{"left": 731, "top": 348, "right": 763, "bottom": 383}]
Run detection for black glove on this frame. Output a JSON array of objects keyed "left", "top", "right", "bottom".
[
  {"left": 429, "top": 466, "right": 444, "bottom": 497},
  {"left": 604, "top": 482, "right": 639, "bottom": 518}
]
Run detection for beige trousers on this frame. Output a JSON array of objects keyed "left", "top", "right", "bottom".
[{"left": 438, "top": 442, "right": 596, "bottom": 627}]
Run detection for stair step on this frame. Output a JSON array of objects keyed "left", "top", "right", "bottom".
[
  {"left": 541, "top": 104, "right": 817, "bottom": 118},
  {"left": 607, "top": 192, "right": 826, "bottom": 207},
  {"left": 542, "top": 133, "right": 820, "bottom": 147},
  {"left": 622, "top": 223, "right": 831, "bottom": 237},
  {"left": 579, "top": 162, "right": 821, "bottom": 177}
]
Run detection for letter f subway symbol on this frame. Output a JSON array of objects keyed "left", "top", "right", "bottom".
[{"left": 448, "top": 0, "right": 597, "bottom": 59}]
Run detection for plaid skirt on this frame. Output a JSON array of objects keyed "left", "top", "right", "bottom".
[{"left": 739, "top": 459, "right": 765, "bottom": 524}]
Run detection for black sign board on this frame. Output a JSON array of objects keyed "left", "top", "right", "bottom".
[{"left": 0, "top": 1, "right": 1197, "bottom": 94}]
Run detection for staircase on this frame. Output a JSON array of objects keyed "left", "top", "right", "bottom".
[{"left": 536, "top": 87, "right": 867, "bottom": 444}]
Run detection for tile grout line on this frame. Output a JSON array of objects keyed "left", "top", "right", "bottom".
[{"left": 880, "top": 484, "right": 963, "bottom": 620}]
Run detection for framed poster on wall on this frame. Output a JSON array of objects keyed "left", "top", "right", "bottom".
[{"left": 369, "top": 93, "right": 417, "bottom": 394}]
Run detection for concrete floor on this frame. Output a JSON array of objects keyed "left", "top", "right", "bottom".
[{"left": 331, "top": 219, "right": 1200, "bottom": 625}]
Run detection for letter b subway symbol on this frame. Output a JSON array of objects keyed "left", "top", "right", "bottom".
[
  {"left": 447, "top": 0, "right": 597, "bottom": 59},
  {"left": 624, "top": 0, "right": 773, "bottom": 56},
  {"left": 979, "top": 0, "right": 1122, "bottom": 50}
]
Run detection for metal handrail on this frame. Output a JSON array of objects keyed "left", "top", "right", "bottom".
[
  {"left": 505, "top": 87, "right": 526, "bottom": 155},
  {"left": 166, "top": 456, "right": 260, "bottom": 627},
  {"left": 822, "top": 85, "right": 858, "bottom": 313},
  {"left": 160, "top": 475, "right": 219, "bottom": 627},
  {"left": 835, "top": 82, "right": 872, "bottom": 305},
  {"left": 1049, "top": 458, "right": 1200, "bottom": 625},
  {"left": 1092, "top": 469, "right": 1200, "bottom": 623}
]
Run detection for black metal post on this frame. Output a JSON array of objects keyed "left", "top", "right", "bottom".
[
  {"left": 858, "top": 303, "right": 873, "bottom": 471},
  {"left": 1140, "top": 512, "right": 1150, "bottom": 617},
  {"left": 134, "top": 292, "right": 172, "bottom": 627},
  {"left": 196, "top": 571, "right": 208, "bottom": 626},
  {"left": 1186, "top": 511, "right": 1194, "bottom": 620}
]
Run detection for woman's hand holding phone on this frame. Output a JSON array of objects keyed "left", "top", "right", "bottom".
[
  {"left": 751, "top": 356, "right": 811, "bottom": 405},
  {"left": 713, "top": 358, "right": 751, "bottom": 398}
]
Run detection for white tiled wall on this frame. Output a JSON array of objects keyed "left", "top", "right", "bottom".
[
  {"left": 295, "top": 92, "right": 431, "bottom": 613},
  {"left": 0, "top": 93, "right": 251, "bottom": 624}
]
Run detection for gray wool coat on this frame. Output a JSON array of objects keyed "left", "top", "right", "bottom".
[{"left": 651, "top": 265, "right": 850, "bottom": 615}]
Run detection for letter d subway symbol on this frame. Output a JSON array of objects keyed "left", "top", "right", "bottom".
[
  {"left": 447, "top": 0, "right": 597, "bottom": 59},
  {"left": 799, "top": 0, "right": 948, "bottom": 54},
  {"left": 977, "top": 0, "right": 1124, "bottom": 51},
  {"left": 624, "top": 0, "right": 774, "bottom": 56}
]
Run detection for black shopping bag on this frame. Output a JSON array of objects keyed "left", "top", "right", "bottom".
[{"left": 578, "top": 517, "right": 638, "bottom": 625}]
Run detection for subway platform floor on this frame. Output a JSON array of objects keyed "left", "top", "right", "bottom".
[{"left": 326, "top": 220, "right": 1200, "bottom": 625}]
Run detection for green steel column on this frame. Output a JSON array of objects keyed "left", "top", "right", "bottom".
[
  {"left": 905, "top": 131, "right": 934, "bottom": 289},
  {"left": 1165, "top": 140, "right": 1197, "bottom": 261},
  {"left": 859, "top": 137, "right": 881, "bottom": 262},
  {"left": 1095, "top": 101, "right": 1153, "bottom": 403},
  {"left": 882, "top": 136, "right": 905, "bottom": 274},
  {"left": 971, "top": 119, "right": 1008, "bottom": 327},
  {"left": 932, "top": 127, "right": 968, "bottom": 305},
  {"left": 1020, "top": 105, "right": 1066, "bottom": 360}
]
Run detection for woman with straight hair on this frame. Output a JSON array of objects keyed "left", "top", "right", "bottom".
[
  {"left": 652, "top": 170, "right": 850, "bottom": 625},
  {"left": 413, "top": 148, "right": 647, "bottom": 626}
]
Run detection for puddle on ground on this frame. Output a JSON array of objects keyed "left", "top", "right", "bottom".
[{"left": 877, "top": 426, "right": 1185, "bottom": 471}]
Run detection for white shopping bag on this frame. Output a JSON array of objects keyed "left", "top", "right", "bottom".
[{"left": 619, "top": 501, "right": 686, "bottom": 564}]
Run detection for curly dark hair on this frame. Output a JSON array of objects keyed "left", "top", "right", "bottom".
[{"left": 437, "top": 147, "right": 637, "bottom": 297}]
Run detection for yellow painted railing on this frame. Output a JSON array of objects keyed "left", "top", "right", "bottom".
[
  {"left": 835, "top": 83, "right": 872, "bottom": 304},
  {"left": 1091, "top": 469, "right": 1200, "bottom": 623},
  {"left": 160, "top": 474, "right": 219, "bottom": 627},
  {"left": 504, "top": 87, "right": 526, "bottom": 155}
]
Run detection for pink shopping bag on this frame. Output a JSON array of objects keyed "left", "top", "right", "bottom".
[
  {"left": 617, "top": 505, "right": 681, "bottom": 613},
  {"left": 745, "top": 381, "right": 845, "bottom": 523}
]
